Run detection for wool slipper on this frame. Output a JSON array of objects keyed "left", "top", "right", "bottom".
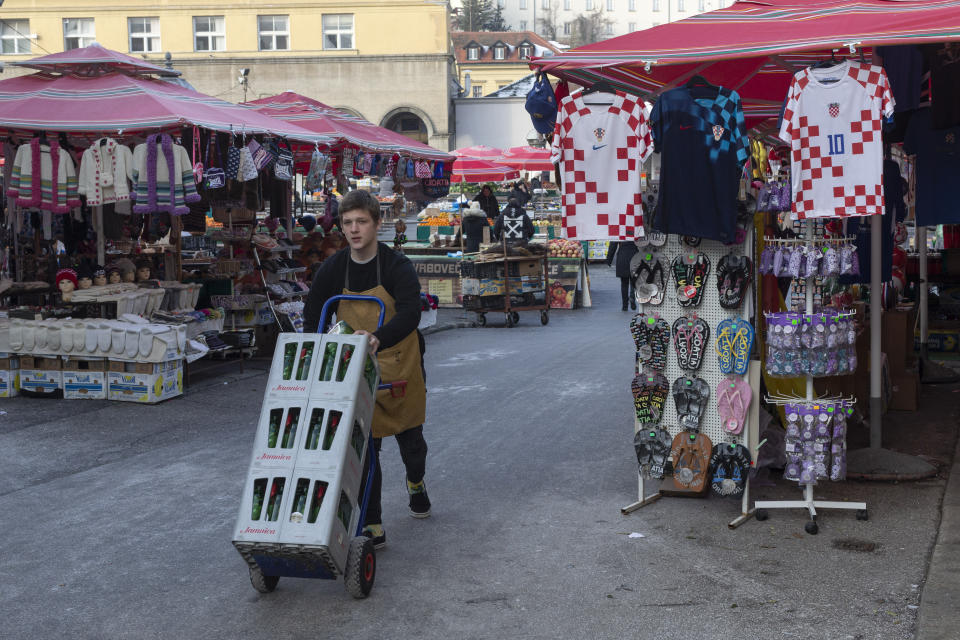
[
  {"left": 23, "top": 323, "right": 36, "bottom": 351},
  {"left": 110, "top": 323, "right": 125, "bottom": 355},
  {"left": 46, "top": 325, "right": 61, "bottom": 352},
  {"left": 125, "top": 327, "right": 141, "bottom": 359},
  {"left": 9, "top": 320, "right": 23, "bottom": 351},
  {"left": 34, "top": 324, "right": 47, "bottom": 352}
]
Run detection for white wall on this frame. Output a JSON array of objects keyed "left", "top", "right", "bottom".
[{"left": 454, "top": 97, "right": 540, "bottom": 150}]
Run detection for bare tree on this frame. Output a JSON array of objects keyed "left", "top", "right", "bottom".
[
  {"left": 570, "top": 8, "right": 614, "bottom": 47},
  {"left": 537, "top": 0, "right": 563, "bottom": 41}
]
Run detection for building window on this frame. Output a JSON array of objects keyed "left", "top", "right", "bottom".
[
  {"left": 258, "top": 15, "right": 289, "bottom": 51},
  {"left": 605, "top": 22, "right": 614, "bottom": 34},
  {"left": 678, "top": 0, "right": 686, "bottom": 11},
  {"left": 542, "top": 0, "right": 551, "bottom": 7},
  {"left": 520, "top": 20, "right": 528, "bottom": 30},
  {"left": 322, "top": 14, "right": 354, "bottom": 50},
  {"left": 63, "top": 18, "right": 95, "bottom": 50},
  {"left": 698, "top": 0, "right": 706, "bottom": 9},
  {"left": 1, "top": 19, "right": 31, "bottom": 54},
  {"left": 519, "top": 44, "right": 532, "bottom": 59},
  {"left": 628, "top": 22, "right": 636, "bottom": 31},
  {"left": 563, "top": 21, "right": 571, "bottom": 34},
  {"left": 653, "top": 0, "right": 661, "bottom": 11},
  {"left": 498, "top": 0, "right": 506, "bottom": 7},
  {"left": 494, "top": 45, "right": 506, "bottom": 60},
  {"left": 467, "top": 45, "right": 479, "bottom": 60},
  {"left": 193, "top": 16, "right": 225, "bottom": 52},
  {"left": 607, "top": 0, "right": 615, "bottom": 9},
  {"left": 586, "top": 0, "right": 594, "bottom": 9},
  {"left": 564, "top": 0, "right": 572, "bottom": 9},
  {"left": 520, "top": 0, "right": 528, "bottom": 8},
  {"left": 128, "top": 17, "right": 160, "bottom": 53},
  {"left": 472, "top": 85, "right": 483, "bottom": 98},
  {"left": 629, "top": 0, "right": 637, "bottom": 9}
]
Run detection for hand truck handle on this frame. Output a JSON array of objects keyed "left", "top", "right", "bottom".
[{"left": 317, "top": 294, "right": 386, "bottom": 332}]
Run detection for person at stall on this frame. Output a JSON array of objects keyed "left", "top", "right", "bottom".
[
  {"left": 492, "top": 198, "right": 535, "bottom": 245},
  {"left": 509, "top": 181, "right": 531, "bottom": 207},
  {"left": 461, "top": 201, "right": 490, "bottom": 253},
  {"left": 606, "top": 241, "right": 639, "bottom": 311},
  {"left": 303, "top": 189, "right": 429, "bottom": 550},
  {"left": 473, "top": 184, "right": 500, "bottom": 219}
]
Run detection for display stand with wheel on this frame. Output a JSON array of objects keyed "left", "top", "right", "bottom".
[{"left": 232, "top": 295, "right": 405, "bottom": 597}]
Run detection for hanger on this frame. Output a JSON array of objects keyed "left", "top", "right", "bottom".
[
  {"left": 811, "top": 49, "right": 843, "bottom": 70},
  {"left": 684, "top": 74, "right": 719, "bottom": 99},
  {"left": 685, "top": 74, "right": 715, "bottom": 89},
  {"left": 582, "top": 79, "right": 615, "bottom": 96},
  {"left": 37, "top": 130, "right": 48, "bottom": 144}
]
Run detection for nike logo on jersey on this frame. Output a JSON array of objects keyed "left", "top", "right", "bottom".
[{"left": 592, "top": 144, "right": 607, "bottom": 150}]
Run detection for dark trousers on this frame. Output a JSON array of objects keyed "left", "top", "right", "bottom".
[
  {"left": 363, "top": 425, "right": 428, "bottom": 525},
  {"left": 620, "top": 277, "right": 634, "bottom": 306}
]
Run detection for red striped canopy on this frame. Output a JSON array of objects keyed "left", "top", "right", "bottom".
[
  {"left": 500, "top": 146, "right": 554, "bottom": 171},
  {"left": 0, "top": 71, "right": 328, "bottom": 143},
  {"left": 452, "top": 145, "right": 505, "bottom": 158},
  {"left": 532, "top": 0, "right": 960, "bottom": 129},
  {"left": 450, "top": 157, "right": 520, "bottom": 183},
  {"left": 13, "top": 43, "right": 178, "bottom": 77},
  {"left": 244, "top": 92, "right": 453, "bottom": 162}
]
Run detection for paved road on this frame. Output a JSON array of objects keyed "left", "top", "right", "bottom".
[{"left": 0, "top": 267, "right": 951, "bottom": 639}]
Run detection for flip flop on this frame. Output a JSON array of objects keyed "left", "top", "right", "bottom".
[
  {"left": 674, "top": 375, "right": 709, "bottom": 431},
  {"left": 630, "top": 313, "right": 653, "bottom": 359},
  {"left": 672, "top": 317, "right": 692, "bottom": 370},
  {"left": 634, "top": 427, "right": 673, "bottom": 479},
  {"left": 647, "top": 231, "right": 667, "bottom": 247},
  {"left": 649, "top": 318, "right": 671, "bottom": 371},
  {"left": 632, "top": 371, "right": 669, "bottom": 425},
  {"left": 710, "top": 443, "right": 752, "bottom": 497},
  {"left": 717, "top": 376, "right": 747, "bottom": 435},
  {"left": 730, "top": 318, "right": 755, "bottom": 376},
  {"left": 670, "top": 430, "right": 713, "bottom": 492},
  {"left": 683, "top": 253, "right": 711, "bottom": 307},
  {"left": 727, "top": 376, "right": 753, "bottom": 434},
  {"left": 717, "top": 254, "right": 753, "bottom": 309},
  {"left": 715, "top": 318, "right": 736, "bottom": 374},
  {"left": 686, "top": 317, "right": 710, "bottom": 371}
]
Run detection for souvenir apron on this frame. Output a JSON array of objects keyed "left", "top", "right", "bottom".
[{"left": 337, "top": 254, "right": 426, "bottom": 438}]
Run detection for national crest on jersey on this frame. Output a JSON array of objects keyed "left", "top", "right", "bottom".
[
  {"left": 712, "top": 125, "right": 725, "bottom": 142},
  {"left": 779, "top": 61, "right": 895, "bottom": 220},
  {"left": 550, "top": 90, "right": 653, "bottom": 241}
]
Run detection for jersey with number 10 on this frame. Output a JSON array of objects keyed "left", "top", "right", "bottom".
[{"left": 779, "top": 61, "right": 895, "bottom": 220}]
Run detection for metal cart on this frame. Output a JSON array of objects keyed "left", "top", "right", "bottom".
[
  {"left": 461, "top": 238, "right": 550, "bottom": 328},
  {"left": 234, "top": 295, "right": 405, "bottom": 598}
]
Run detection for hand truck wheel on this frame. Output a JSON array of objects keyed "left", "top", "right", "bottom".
[
  {"left": 475, "top": 313, "right": 486, "bottom": 327},
  {"left": 540, "top": 311, "right": 549, "bottom": 325},
  {"left": 344, "top": 536, "right": 376, "bottom": 598},
  {"left": 249, "top": 565, "right": 279, "bottom": 593},
  {"left": 510, "top": 311, "right": 520, "bottom": 325},
  {"left": 505, "top": 312, "right": 514, "bottom": 328}
]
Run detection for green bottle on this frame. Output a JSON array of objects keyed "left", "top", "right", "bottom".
[
  {"left": 337, "top": 345, "right": 355, "bottom": 381},
  {"left": 290, "top": 479, "right": 309, "bottom": 522},
  {"left": 322, "top": 411, "right": 341, "bottom": 450},
  {"left": 350, "top": 420, "right": 365, "bottom": 460},
  {"left": 281, "top": 343, "right": 297, "bottom": 379},
  {"left": 295, "top": 342, "right": 314, "bottom": 380},
  {"left": 281, "top": 408, "right": 300, "bottom": 448},
  {"left": 329, "top": 321, "right": 354, "bottom": 335},
  {"left": 267, "top": 409, "right": 282, "bottom": 447},
  {"left": 251, "top": 479, "right": 267, "bottom": 520},
  {"left": 308, "top": 481, "right": 328, "bottom": 523},
  {"left": 319, "top": 343, "right": 338, "bottom": 381},
  {"left": 266, "top": 478, "right": 285, "bottom": 521},
  {"left": 306, "top": 409, "right": 324, "bottom": 450},
  {"left": 364, "top": 356, "right": 378, "bottom": 392}
]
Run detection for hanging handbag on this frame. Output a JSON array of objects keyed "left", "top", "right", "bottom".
[
  {"left": 274, "top": 141, "right": 295, "bottom": 181},
  {"left": 414, "top": 160, "right": 432, "bottom": 178},
  {"left": 225, "top": 138, "right": 241, "bottom": 180},
  {"left": 247, "top": 138, "right": 273, "bottom": 171},
  {"left": 191, "top": 126, "right": 204, "bottom": 185},
  {"left": 203, "top": 133, "right": 226, "bottom": 190},
  {"left": 238, "top": 145, "right": 259, "bottom": 182},
  {"left": 305, "top": 148, "right": 327, "bottom": 191}
]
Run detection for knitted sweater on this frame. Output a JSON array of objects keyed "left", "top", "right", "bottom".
[
  {"left": 78, "top": 138, "right": 134, "bottom": 206},
  {"left": 6, "top": 139, "right": 82, "bottom": 214},
  {"left": 131, "top": 134, "right": 201, "bottom": 215}
]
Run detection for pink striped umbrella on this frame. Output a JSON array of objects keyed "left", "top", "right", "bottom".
[
  {"left": 450, "top": 157, "right": 519, "bottom": 183},
  {"left": 500, "top": 146, "right": 554, "bottom": 171},
  {"left": 452, "top": 145, "right": 504, "bottom": 159}
]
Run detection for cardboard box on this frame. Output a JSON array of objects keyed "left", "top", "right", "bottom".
[
  {"left": 0, "top": 356, "right": 19, "bottom": 370},
  {"left": 19, "top": 356, "right": 62, "bottom": 371},
  {"left": 889, "top": 371, "right": 920, "bottom": 412},
  {"left": 882, "top": 307, "right": 917, "bottom": 374},
  {"left": 508, "top": 260, "right": 542, "bottom": 277},
  {"left": 108, "top": 359, "right": 183, "bottom": 403},
  {"left": 63, "top": 358, "right": 108, "bottom": 400},
  {"left": 20, "top": 369, "right": 62, "bottom": 395},
  {"left": 0, "top": 368, "right": 20, "bottom": 398}
]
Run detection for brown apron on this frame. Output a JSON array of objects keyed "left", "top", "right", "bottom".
[{"left": 337, "top": 255, "right": 426, "bottom": 438}]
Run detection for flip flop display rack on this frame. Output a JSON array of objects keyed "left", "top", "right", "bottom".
[
  {"left": 625, "top": 233, "right": 759, "bottom": 527},
  {"left": 754, "top": 222, "right": 867, "bottom": 535}
]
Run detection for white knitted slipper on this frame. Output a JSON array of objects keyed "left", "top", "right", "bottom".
[
  {"left": 23, "top": 323, "right": 36, "bottom": 351},
  {"left": 111, "top": 323, "right": 125, "bottom": 355},
  {"left": 47, "top": 324, "right": 62, "bottom": 352},
  {"left": 125, "top": 327, "right": 140, "bottom": 359},
  {"left": 9, "top": 319, "right": 23, "bottom": 351}
]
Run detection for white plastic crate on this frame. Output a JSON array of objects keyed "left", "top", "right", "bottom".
[
  {"left": 309, "top": 334, "right": 379, "bottom": 405},
  {"left": 274, "top": 465, "right": 361, "bottom": 574},
  {"left": 233, "top": 469, "right": 295, "bottom": 544},
  {"left": 264, "top": 333, "right": 323, "bottom": 397},
  {"left": 295, "top": 400, "right": 371, "bottom": 493},
  {"left": 249, "top": 400, "right": 310, "bottom": 469}
]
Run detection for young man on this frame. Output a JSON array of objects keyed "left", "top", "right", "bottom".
[
  {"left": 492, "top": 197, "right": 535, "bottom": 244},
  {"left": 303, "top": 189, "right": 430, "bottom": 549}
]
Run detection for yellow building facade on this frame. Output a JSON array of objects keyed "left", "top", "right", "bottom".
[{"left": 0, "top": 0, "right": 455, "bottom": 148}]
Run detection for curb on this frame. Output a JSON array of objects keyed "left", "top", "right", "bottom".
[{"left": 422, "top": 321, "right": 474, "bottom": 336}]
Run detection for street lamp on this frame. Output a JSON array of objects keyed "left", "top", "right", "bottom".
[{"left": 238, "top": 68, "right": 250, "bottom": 102}]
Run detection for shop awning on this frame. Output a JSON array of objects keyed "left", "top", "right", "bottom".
[
  {"left": 453, "top": 145, "right": 505, "bottom": 159},
  {"left": 0, "top": 71, "right": 330, "bottom": 143},
  {"left": 12, "top": 43, "right": 179, "bottom": 77},
  {"left": 531, "top": 0, "right": 960, "bottom": 129},
  {"left": 243, "top": 92, "right": 454, "bottom": 162},
  {"left": 450, "top": 157, "right": 520, "bottom": 183},
  {"left": 500, "top": 146, "right": 553, "bottom": 171}
]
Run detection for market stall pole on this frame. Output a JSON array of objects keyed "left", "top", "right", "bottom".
[{"left": 531, "top": 0, "right": 951, "bottom": 481}]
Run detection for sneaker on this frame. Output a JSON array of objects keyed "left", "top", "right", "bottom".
[
  {"left": 407, "top": 479, "right": 431, "bottom": 518},
  {"left": 361, "top": 524, "right": 386, "bottom": 549}
]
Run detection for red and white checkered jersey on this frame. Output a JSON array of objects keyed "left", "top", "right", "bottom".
[
  {"left": 779, "top": 61, "right": 895, "bottom": 220},
  {"left": 550, "top": 90, "right": 653, "bottom": 240}
]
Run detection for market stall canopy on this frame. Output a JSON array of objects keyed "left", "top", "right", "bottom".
[
  {"left": 12, "top": 42, "right": 179, "bottom": 77},
  {"left": 452, "top": 145, "right": 505, "bottom": 158},
  {"left": 243, "top": 92, "right": 454, "bottom": 162},
  {"left": 500, "top": 146, "right": 553, "bottom": 171},
  {"left": 450, "top": 157, "right": 520, "bottom": 183},
  {"left": 0, "top": 71, "right": 330, "bottom": 143},
  {"left": 531, "top": 0, "right": 960, "bottom": 129}
]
